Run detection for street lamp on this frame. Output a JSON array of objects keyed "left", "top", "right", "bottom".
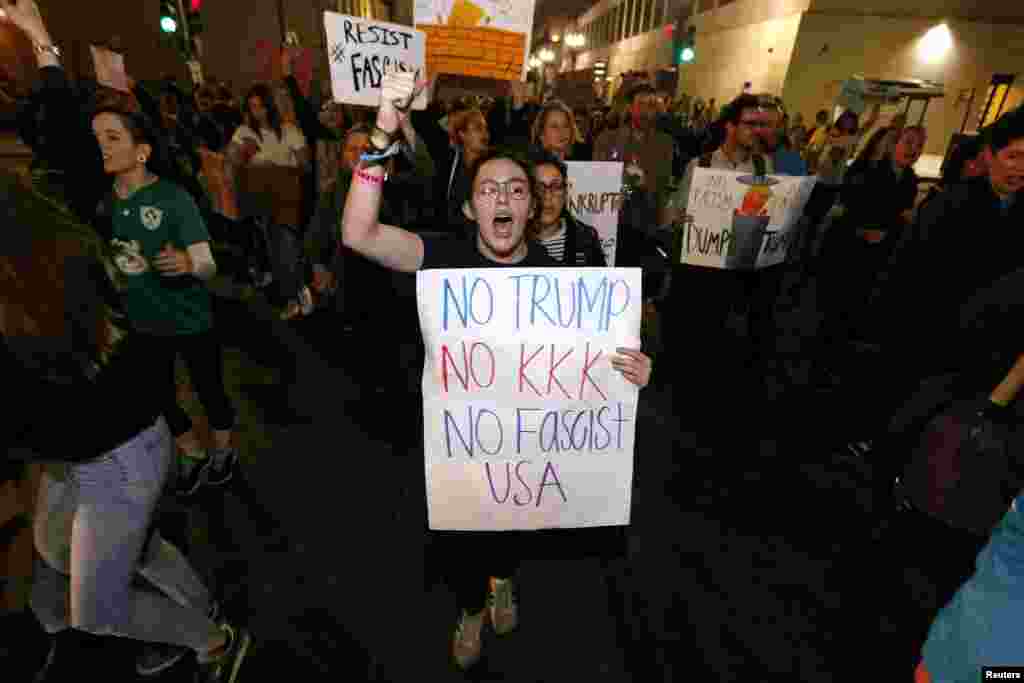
[{"left": 539, "top": 47, "right": 555, "bottom": 63}]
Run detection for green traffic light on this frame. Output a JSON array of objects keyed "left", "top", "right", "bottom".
[
  {"left": 161, "top": 16, "right": 178, "bottom": 33},
  {"left": 681, "top": 47, "right": 695, "bottom": 62}
]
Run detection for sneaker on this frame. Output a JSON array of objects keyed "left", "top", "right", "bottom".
[
  {"left": 137, "top": 643, "right": 189, "bottom": 677},
  {"left": 451, "top": 609, "right": 485, "bottom": 670},
  {"left": 205, "top": 449, "right": 238, "bottom": 487},
  {"left": 137, "top": 601, "right": 221, "bottom": 676},
  {"left": 33, "top": 639, "right": 56, "bottom": 683},
  {"left": 175, "top": 456, "right": 212, "bottom": 498},
  {"left": 487, "top": 577, "right": 518, "bottom": 636},
  {"left": 197, "top": 623, "right": 251, "bottom": 683}
]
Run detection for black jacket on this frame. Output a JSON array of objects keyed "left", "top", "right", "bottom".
[
  {"left": 555, "top": 212, "right": 607, "bottom": 267},
  {"left": 839, "top": 159, "right": 919, "bottom": 238},
  {"left": 886, "top": 177, "right": 1024, "bottom": 376}
]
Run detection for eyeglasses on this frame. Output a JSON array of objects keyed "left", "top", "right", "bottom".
[
  {"left": 536, "top": 181, "right": 566, "bottom": 195},
  {"left": 739, "top": 119, "right": 773, "bottom": 128},
  {"left": 476, "top": 179, "right": 531, "bottom": 202}
]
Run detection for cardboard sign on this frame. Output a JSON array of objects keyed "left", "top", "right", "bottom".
[
  {"left": 418, "top": 267, "right": 642, "bottom": 531},
  {"left": 90, "top": 46, "right": 129, "bottom": 93},
  {"left": 323, "top": 12, "right": 427, "bottom": 109},
  {"left": 414, "top": 0, "right": 535, "bottom": 81},
  {"left": 682, "top": 169, "right": 816, "bottom": 270},
  {"left": 566, "top": 162, "right": 624, "bottom": 266}
]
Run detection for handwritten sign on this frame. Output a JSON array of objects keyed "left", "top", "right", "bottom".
[
  {"left": 566, "top": 162, "right": 624, "bottom": 266},
  {"left": 414, "top": 0, "right": 535, "bottom": 81},
  {"left": 324, "top": 12, "right": 427, "bottom": 109},
  {"left": 90, "top": 46, "right": 129, "bottom": 93},
  {"left": 682, "top": 169, "right": 816, "bottom": 270},
  {"left": 418, "top": 268, "right": 641, "bottom": 531}
]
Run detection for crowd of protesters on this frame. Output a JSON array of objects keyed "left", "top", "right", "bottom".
[{"left": 3, "top": 0, "right": 1024, "bottom": 680}]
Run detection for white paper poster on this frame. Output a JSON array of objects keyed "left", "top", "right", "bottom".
[
  {"left": 323, "top": 12, "right": 428, "bottom": 109},
  {"left": 414, "top": 0, "right": 535, "bottom": 81},
  {"left": 418, "top": 268, "right": 642, "bottom": 531},
  {"left": 682, "top": 169, "right": 816, "bottom": 270},
  {"left": 566, "top": 162, "right": 623, "bottom": 267},
  {"left": 90, "top": 46, "right": 129, "bottom": 93}
]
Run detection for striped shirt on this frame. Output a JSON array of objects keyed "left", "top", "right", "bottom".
[{"left": 539, "top": 221, "right": 568, "bottom": 263}]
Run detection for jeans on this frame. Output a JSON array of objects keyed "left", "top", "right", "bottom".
[
  {"left": 146, "top": 330, "right": 236, "bottom": 438},
  {"left": 31, "top": 418, "right": 221, "bottom": 652}
]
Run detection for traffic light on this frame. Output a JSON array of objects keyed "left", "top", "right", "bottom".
[
  {"left": 187, "top": 0, "right": 203, "bottom": 39},
  {"left": 160, "top": 0, "right": 179, "bottom": 34},
  {"left": 674, "top": 25, "right": 696, "bottom": 65}
]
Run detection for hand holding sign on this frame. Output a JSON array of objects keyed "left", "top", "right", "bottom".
[
  {"left": 611, "top": 348, "right": 652, "bottom": 388},
  {"left": 377, "top": 65, "right": 422, "bottom": 134},
  {"left": 0, "top": 0, "right": 51, "bottom": 45}
]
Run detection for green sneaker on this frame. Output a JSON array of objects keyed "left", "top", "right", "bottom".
[
  {"left": 451, "top": 609, "right": 485, "bottom": 670},
  {"left": 488, "top": 577, "right": 518, "bottom": 636}
]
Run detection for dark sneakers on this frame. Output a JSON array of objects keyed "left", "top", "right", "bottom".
[
  {"left": 175, "top": 456, "right": 212, "bottom": 498},
  {"left": 196, "top": 623, "right": 251, "bottom": 683},
  {"left": 205, "top": 449, "right": 238, "bottom": 487},
  {"left": 136, "top": 601, "right": 221, "bottom": 677}
]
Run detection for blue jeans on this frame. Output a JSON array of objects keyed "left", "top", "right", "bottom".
[
  {"left": 31, "top": 418, "right": 221, "bottom": 652},
  {"left": 921, "top": 494, "right": 1024, "bottom": 680}
]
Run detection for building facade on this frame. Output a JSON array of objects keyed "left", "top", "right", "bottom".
[{"left": 556, "top": 0, "right": 1024, "bottom": 156}]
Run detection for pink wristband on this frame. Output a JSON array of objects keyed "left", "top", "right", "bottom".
[{"left": 354, "top": 168, "right": 385, "bottom": 185}]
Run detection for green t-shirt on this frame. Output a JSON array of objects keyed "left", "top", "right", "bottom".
[{"left": 110, "top": 179, "right": 212, "bottom": 336}]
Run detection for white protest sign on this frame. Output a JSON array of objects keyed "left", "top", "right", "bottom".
[
  {"left": 90, "top": 46, "right": 129, "bottom": 93},
  {"left": 682, "top": 169, "right": 816, "bottom": 270},
  {"left": 418, "top": 268, "right": 642, "bottom": 531},
  {"left": 566, "top": 162, "right": 623, "bottom": 266},
  {"left": 324, "top": 12, "right": 427, "bottom": 109}
]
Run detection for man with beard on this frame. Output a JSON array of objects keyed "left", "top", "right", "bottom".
[{"left": 594, "top": 83, "right": 674, "bottom": 229}]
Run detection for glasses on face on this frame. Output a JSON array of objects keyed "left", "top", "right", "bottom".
[
  {"left": 476, "top": 179, "right": 530, "bottom": 202},
  {"left": 739, "top": 119, "right": 772, "bottom": 129},
  {"left": 536, "top": 180, "right": 566, "bottom": 196}
]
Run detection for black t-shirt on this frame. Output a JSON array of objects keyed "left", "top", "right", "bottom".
[{"left": 421, "top": 234, "right": 558, "bottom": 269}]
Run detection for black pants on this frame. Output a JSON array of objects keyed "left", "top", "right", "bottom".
[
  {"left": 666, "top": 265, "right": 784, "bottom": 367},
  {"left": 146, "top": 329, "right": 235, "bottom": 438},
  {"left": 816, "top": 230, "right": 898, "bottom": 359},
  {"left": 797, "top": 183, "right": 841, "bottom": 269},
  {"left": 444, "top": 531, "right": 521, "bottom": 613}
]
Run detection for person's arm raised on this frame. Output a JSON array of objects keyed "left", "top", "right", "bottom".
[{"left": 341, "top": 67, "right": 425, "bottom": 273}]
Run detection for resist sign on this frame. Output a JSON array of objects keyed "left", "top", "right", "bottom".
[
  {"left": 418, "top": 268, "right": 642, "bottom": 531},
  {"left": 324, "top": 12, "right": 427, "bottom": 109}
]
